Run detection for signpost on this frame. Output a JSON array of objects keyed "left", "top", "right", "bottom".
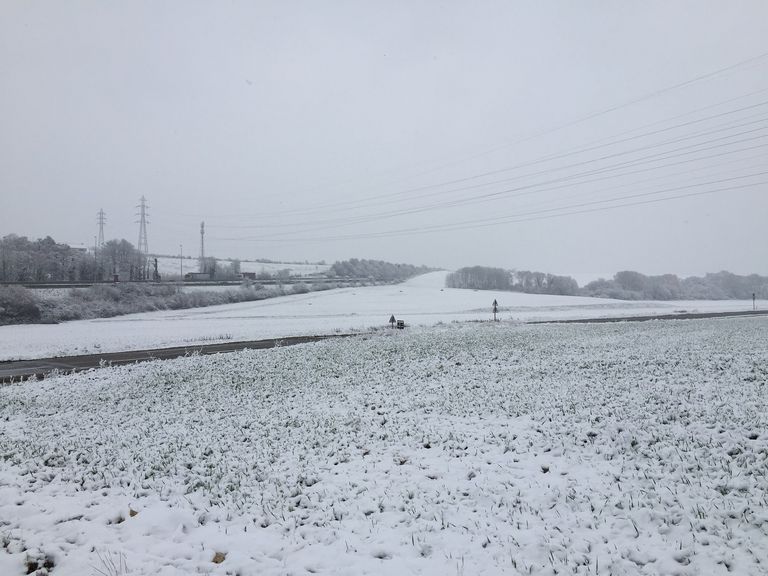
[
  {"left": 389, "top": 314, "right": 396, "bottom": 328},
  {"left": 178, "top": 244, "right": 183, "bottom": 294},
  {"left": 492, "top": 299, "right": 498, "bottom": 322}
]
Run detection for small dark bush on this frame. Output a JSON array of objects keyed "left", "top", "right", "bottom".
[{"left": 0, "top": 286, "right": 42, "bottom": 324}]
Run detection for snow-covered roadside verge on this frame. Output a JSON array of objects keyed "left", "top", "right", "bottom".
[{"left": 1, "top": 318, "right": 767, "bottom": 575}]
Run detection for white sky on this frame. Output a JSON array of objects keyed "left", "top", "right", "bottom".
[{"left": 1, "top": 1, "right": 767, "bottom": 277}]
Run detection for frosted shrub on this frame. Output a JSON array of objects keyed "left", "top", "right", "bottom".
[{"left": 0, "top": 286, "right": 41, "bottom": 324}]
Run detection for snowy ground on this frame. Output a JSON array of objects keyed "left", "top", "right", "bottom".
[
  {"left": 0, "top": 272, "right": 764, "bottom": 361},
  {"left": 1, "top": 318, "right": 766, "bottom": 575}
]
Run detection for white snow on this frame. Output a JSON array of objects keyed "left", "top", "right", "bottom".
[
  {"left": 0, "top": 271, "right": 764, "bottom": 361},
  {"left": 1, "top": 318, "right": 766, "bottom": 575}
]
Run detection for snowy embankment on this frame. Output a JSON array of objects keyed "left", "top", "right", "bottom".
[
  {"left": 1, "top": 318, "right": 767, "bottom": 575},
  {"left": 0, "top": 271, "right": 763, "bottom": 361}
]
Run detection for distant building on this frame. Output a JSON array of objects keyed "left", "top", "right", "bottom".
[{"left": 184, "top": 272, "right": 212, "bottom": 281}]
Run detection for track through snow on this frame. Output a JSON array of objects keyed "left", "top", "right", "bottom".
[
  {"left": 1, "top": 318, "right": 767, "bottom": 575},
  {"left": 0, "top": 272, "right": 764, "bottom": 361}
]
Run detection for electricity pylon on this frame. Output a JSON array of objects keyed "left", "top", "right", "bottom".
[
  {"left": 136, "top": 196, "right": 149, "bottom": 255},
  {"left": 96, "top": 209, "right": 106, "bottom": 247}
]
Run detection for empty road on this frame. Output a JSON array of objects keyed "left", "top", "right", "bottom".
[{"left": 0, "top": 334, "right": 355, "bottom": 383}]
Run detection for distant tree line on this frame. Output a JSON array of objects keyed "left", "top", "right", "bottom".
[
  {"left": 446, "top": 265, "right": 768, "bottom": 300},
  {"left": 446, "top": 266, "right": 579, "bottom": 295},
  {"left": 329, "top": 259, "right": 432, "bottom": 282},
  {"left": 1, "top": 235, "right": 91, "bottom": 282},
  {"left": 0, "top": 234, "right": 150, "bottom": 282},
  {"left": 584, "top": 270, "right": 768, "bottom": 300},
  {"left": 0, "top": 235, "right": 252, "bottom": 283}
]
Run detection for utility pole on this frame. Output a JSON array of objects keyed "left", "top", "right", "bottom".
[
  {"left": 136, "top": 196, "right": 149, "bottom": 255},
  {"left": 179, "top": 243, "right": 183, "bottom": 292},
  {"left": 96, "top": 209, "right": 106, "bottom": 247},
  {"left": 93, "top": 235, "right": 97, "bottom": 282},
  {"left": 199, "top": 221, "right": 205, "bottom": 273}
]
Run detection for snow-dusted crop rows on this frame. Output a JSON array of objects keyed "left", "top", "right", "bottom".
[{"left": 1, "top": 318, "right": 767, "bottom": 575}]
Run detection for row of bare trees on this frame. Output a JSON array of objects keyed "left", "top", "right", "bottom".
[
  {"left": 1, "top": 235, "right": 148, "bottom": 282},
  {"left": 446, "top": 266, "right": 579, "bottom": 295},
  {"left": 330, "top": 258, "right": 431, "bottom": 281},
  {"left": 446, "top": 265, "right": 768, "bottom": 300},
  {"left": 584, "top": 270, "right": 768, "bottom": 300}
]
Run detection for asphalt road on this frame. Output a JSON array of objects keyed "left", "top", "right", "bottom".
[
  {"left": 0, "top": 334, "right": 355, "bottom": 383},
  {"left": 2, "top": 310, "right": 765, "bottom": 383}
]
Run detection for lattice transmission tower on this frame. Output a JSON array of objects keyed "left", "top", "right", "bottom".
[
  {"left": 96, "top": 209, "right": 106, "bottom": 247},
  {"left": 136, "top": 196, "right": 150, "bottom": 255}
]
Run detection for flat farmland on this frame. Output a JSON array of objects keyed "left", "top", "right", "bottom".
[{"left": 1, "top": 318, "right": 766, "bottom": 575}]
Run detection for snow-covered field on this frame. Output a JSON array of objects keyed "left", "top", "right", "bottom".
[
  {"left": 0, "top": 272, "right": 763, "bottom": 361},
  {"left": 1, "top": 318, "right": 766, "bottom": 575}
]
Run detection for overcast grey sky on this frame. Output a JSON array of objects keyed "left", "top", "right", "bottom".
[{"left": 2, "top": 1, "right": 767, "bottom": 277}]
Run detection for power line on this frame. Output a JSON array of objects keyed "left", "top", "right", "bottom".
[
  {"left": 211, "top": 171, "right": 767, "bottom": 242},
  {"left": 204, "top": 117, "right": 768, "bottom": 235},
  {"left": 288, "top": 98, "right": 768, "bottom": 217},
  {"left": 155, "top": 53, "right": 768, "bottom": 253},
  {"left": 299, "top": 50, "right": 768, "bottom": 205},
  {"left": 228, "top": 145, "right": 768, "bottom": 238},
  {"left": 204, "top": 96, "right": 768, "bottom": 223},
  {"left": 209, "top": 127, "right": 768, "bottom": 236},
  {"left": 170, "top": 56, "right": 768, "bottom": 223}
]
